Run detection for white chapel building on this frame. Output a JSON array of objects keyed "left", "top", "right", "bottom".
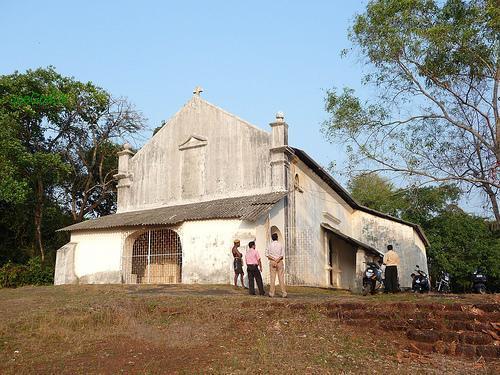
[{"left": 55, "top": 89, "right": 429, "bottom": 289}]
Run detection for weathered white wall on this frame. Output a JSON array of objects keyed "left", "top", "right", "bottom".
[
  {"left": 175, "top": 199, "right": 286, "bottom": 285},
  {"left": 120, "top": 96, "right": 273, "bottom": 212},
  {"left": 289, "top": 157, "right": 427, "bottom": 289},
  {"left": 177, "top": 219, "right": 246, "bottom": 284},
  {"left": 293, "top": 159, "right": 353, "bottom": 236},
  {"left": 70, "top": 230, "right": 125, "bottom": 283},
  {"left": 54, "top": 242, "right": 78, "bottom": 285},
  {"left": 60, "top": 195, "right": 425, "bottom": 290},
  {"left": 61, "top": 204, "right": 285, "bottom": 286},
  {"left": 352, "top": 211, "right": 428, "bottom": 288},
  {"left": 289, "top": 159, "right": 355, "bottom": 286}
]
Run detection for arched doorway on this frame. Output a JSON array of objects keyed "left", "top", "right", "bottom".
[
  {"left": 123, "top": 228, "right": 182, "bottom": 284},
  {"left": 270, "top": 225, "right": 283, "bottom": 243}
]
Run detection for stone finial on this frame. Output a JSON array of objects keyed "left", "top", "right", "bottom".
[
  {"left": 193, "top": 86, "right": 203, "bottom": 96},
  {"left": 275, "top": 111, "right": 285, "bottom": 123},
  {"left": 123, "top": 142, "right": 132, "bottom": 150}
]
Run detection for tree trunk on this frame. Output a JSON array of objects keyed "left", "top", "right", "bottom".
[
  {"left": 483, "top": 182, "right": 500, "bottom": 225},
  {"left": 34, "top": 179, "right": 45, "bottom": 264}
]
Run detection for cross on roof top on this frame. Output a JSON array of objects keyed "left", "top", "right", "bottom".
[{"left": 193, "top": 86, "right": 203, "bottom": 96}]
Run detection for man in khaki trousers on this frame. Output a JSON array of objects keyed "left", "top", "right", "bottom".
[{"left": 265, "top": 233, "right": 287, "bottom": 298}]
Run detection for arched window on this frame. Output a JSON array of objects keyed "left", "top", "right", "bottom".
[
  {"left": 294, "top": 173, "right": 303, "bottom": 192},
  {"left": 270, "top": 225, "right": 283, "bottom": 243}
]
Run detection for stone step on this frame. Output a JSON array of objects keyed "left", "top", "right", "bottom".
[
  {"left": 407, "top": 329, "right": 494, "bottom": 345},
  {"left": 446, "top": 320, "right": 498, "bottom": 332},
  {"left": 409, "top": 341, "right": 499, "bottom": 359}
]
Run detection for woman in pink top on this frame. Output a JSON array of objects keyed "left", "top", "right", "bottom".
[{"left": 245, "top": 241, "right": 265, "bottom": 296}]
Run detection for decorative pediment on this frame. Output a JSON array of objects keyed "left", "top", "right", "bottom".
[
  {"left": 323, "top": 211, "right": 341, "bottom": 226},
  {"left": 178, "top": 135, "right": 208, "bottom": 150}
]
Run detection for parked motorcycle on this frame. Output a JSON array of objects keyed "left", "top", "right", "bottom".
[
  {"left": 362, "top": 262, "right": 384, "bottom": 296},
  {"left": 411, "top": 265, "right": 430, "bottom": 293},
  {"left": 435, "top": 271, "right": 451, "bottom": 293},
  {"left": 471, "top": 269, "right": 487, "bottom": 294}
]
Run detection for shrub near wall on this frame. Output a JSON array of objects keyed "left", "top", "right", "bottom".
[{"left": 0, "top": 257, "right": 54, "bottom": 288}]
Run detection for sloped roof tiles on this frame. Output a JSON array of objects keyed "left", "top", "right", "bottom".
[{"left": 60, "top": 191, "right": 286, "bottom": 232}]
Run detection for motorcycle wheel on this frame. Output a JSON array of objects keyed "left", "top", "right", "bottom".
[
  {"left": 479, "top": 285, "right": 486, "bottom": 294},
  {"left": 362, "top": 283, "right": 372, "bottom": 296}
]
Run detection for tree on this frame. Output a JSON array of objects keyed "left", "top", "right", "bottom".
[
  {"left": 59, "top": 93, "right": 144, "bottom": 222},
  {"left": 0, "top": 67, "right": 144, "bottom": 262},
  {"left": 399, "top": 183, "right": 461, "bottom": 224},
  {"left": 349, "top": 173, "right": 460, "bottom": 224},
  {"left": 0, "top": 68, "right": 72, "bottom": 262},
  {"left": 348, "top": 173, "right": 402, "bottom": 215},
  {"left": 62, "top": 142, "right": 120, "bottom": 221},
  {"left": 323, "top": 0, "right": 500, "bottom": 222},
  {"left": 426, "top": 208, "right": 500, "bottom": 291},
  {"left": 0, "top": 115, "right": 31, "bottom": 204}
]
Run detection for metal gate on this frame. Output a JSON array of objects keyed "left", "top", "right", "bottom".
[{"left": 122, "top": 228, "right": 182, "bottom": 284}]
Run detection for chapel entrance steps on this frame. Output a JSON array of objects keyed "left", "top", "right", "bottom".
[{"left": 322, "top": 301, "right": 500, "bottom": 360}]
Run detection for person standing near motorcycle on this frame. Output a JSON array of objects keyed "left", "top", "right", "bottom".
[{"left": 383, "top": 245, "right": 400, "bottom": 293}]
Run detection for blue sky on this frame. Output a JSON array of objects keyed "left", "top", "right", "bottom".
[
  {"left": 1, "top": 1, "right": 368, "bottom": 169},
  {"left": 0, "top": 0, "right": 488, "bottom": 215}
]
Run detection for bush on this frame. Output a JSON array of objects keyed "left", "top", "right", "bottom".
[
  {"left": 426, "top": 211, "right": 500, "bottom": 293},
  {"left": 0, "top": 257, "right": 54, "bottom": 288}
]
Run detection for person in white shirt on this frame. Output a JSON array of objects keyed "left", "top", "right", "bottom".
[
  {"left": 383, "top": 244, "right": 400, "bottom": 293},
  {"left": 265, "top": 233, "right": 287, "bottom": 298}
]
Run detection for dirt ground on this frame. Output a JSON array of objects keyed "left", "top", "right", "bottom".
[{"left": 0, "top": 285, "right": 498, "bottom": 374}]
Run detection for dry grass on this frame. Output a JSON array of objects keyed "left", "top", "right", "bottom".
[{"left": 0, "top": 285, "right": 498, "bottom": 374}]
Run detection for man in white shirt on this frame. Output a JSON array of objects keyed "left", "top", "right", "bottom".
[
  {"left": 383, "top": 244, "right": 400, "bottom": 293},
  {"left": 265, "top": 233, "right": 287, "bottom": 298}
]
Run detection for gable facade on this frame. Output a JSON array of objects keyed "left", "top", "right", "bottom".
[{"left": 117, "top": 96, "right": 273, "bottom": 212}]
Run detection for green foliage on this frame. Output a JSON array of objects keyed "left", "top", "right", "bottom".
[
  {"left": 426, "top": 209, "right": 500, "bottom": 291},
  {"left": 0, "top": 66, "right": 143, "bottom": 265},
  {"left": 399, "top": 184, "right": 461, "bottom": 224},
  {"left": 324, "top": 0, "right": 500, "bottom": 222},
  {"left": 324, "top": 88, "right": 387, "bottom": 137},
  {"left": 0, "top": 115, "right": 31, "bottom": 203},
  {"left": 349, "top": 173, "right": 460, "bottom": 223},
  {"left": 0, "top": 200, "right": 70, "bottom": 266},
  {"left": 348, "top": 173, "right": 401, "bottom": 215},
  {"left": 351, "top": 0, "right": 498, "bottom": 82},
  {"left": 0, "top": 67, "right": 104, "bottom": 206},
  {"left": 0, "top": 257, "right": 54, "bottom": 288}
]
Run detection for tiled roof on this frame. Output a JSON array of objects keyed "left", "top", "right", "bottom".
[{"left": 59, "top": 192, "right": 286, "bottom": 232}]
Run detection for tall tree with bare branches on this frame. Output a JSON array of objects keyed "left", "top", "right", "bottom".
[
  {"left": 0, "top": 67, "right": 144, "bottom": 262},
  {"left": 323, "top": 0, "right": 500, "bottom": 222},
  {"left": 60, "top": 95, "right": 144, "bottom": 222}
]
